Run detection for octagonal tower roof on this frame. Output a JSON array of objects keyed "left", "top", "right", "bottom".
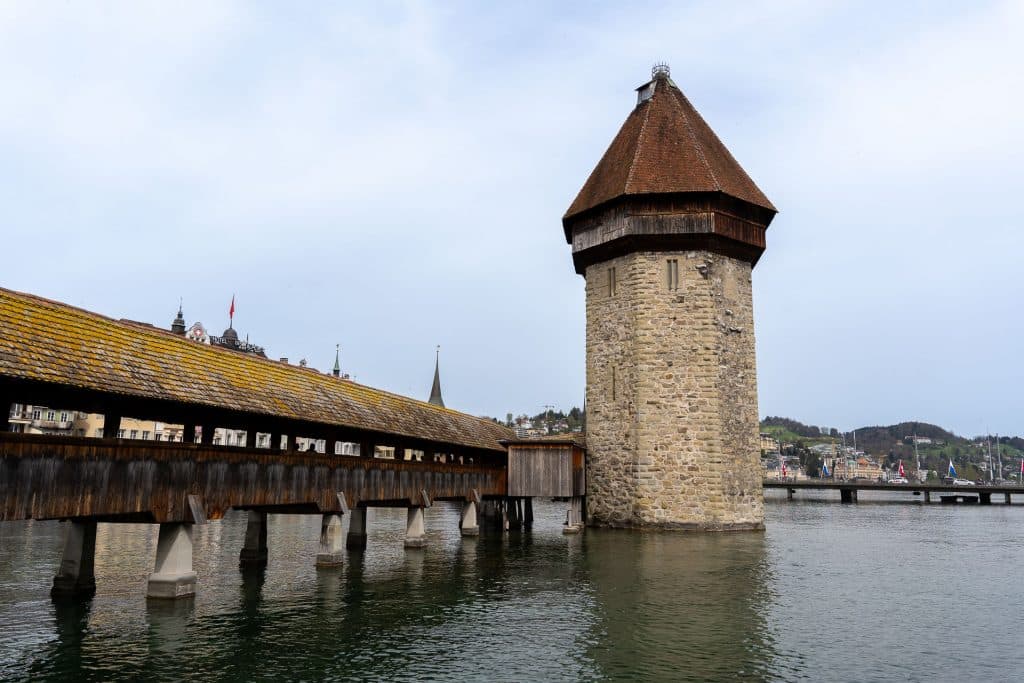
[{"left": 564, "top": 67, "right": 775, "bottom": 233}]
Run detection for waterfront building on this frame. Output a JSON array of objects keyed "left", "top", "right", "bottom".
[{"left": 564, "top": 65, "right": 775, "bottom": 529}]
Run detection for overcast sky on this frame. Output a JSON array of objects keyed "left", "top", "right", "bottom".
[{"left": 2, "top": 1, "right": 1021, "bottom": 437}]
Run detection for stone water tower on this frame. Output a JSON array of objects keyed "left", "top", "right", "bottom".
[{"left": 564, "top": 65, "right": 776, "bottom": 530}]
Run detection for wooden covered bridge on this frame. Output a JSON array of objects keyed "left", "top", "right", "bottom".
[{"left": 0, "top": 287, "right": 585, "bottom": 599}]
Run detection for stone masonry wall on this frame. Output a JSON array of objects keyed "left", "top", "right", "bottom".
[{"left": 585, "top": 250, "right": 764, "bottom": 530}]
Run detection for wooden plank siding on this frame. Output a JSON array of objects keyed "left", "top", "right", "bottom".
[
  {"left": 507, "top": 442, "right": 586, "bottom": 498},
  {"left": 0, "top": 433, "right": 507, "bottom": 523}
]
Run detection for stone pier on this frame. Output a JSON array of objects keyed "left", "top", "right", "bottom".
[
  {"left": 404, "top": 507, "right": 426, "bottom": 549},
  {"left": 147, "top": 523, "right": 197, "bottom": 600},
  {"left": 460, "top": 500, "right": 479, "bottom": 537},
  {"left": 563, "top": 496, "right": 584, "bottom": 534},
  {"left": 316, "top": 513, "right": 345, "bottom": 567},
  {"left": 346, "top": 508, "right": 368, "bottom": 550},
  {"left": 51, "top": 520, "right": 97, "bottom": 597},
  {"left": 238, "top": 511, "right": 268, "bottom": 568}
]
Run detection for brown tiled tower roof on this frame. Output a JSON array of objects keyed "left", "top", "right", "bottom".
[{"left": 564, "top": 72, "right": 775, "bottom": 227}]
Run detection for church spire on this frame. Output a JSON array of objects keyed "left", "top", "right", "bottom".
[
  {"left": 171, "top": 299, "right": 186, "bottom": 335},
  {"left": 332, "top": 344, "right": 341, "bottom": 378},
  {"left": 428, "top": 345, "right": 445, "bottom": 407}
]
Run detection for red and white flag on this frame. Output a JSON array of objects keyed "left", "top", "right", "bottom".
[
  {"left": 898, "top": 460, "right": 905, "bottom": 477},
  {"left": 1020, "top": 458, "right": 1023, "bottom": 479},
  {"left": 781, "top": 461, "right": 787, "bottom": 478},
  {"left": 229, "top": 295, "right": 235, "bottom": 323}
]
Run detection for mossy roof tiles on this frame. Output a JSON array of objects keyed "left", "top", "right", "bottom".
[{"left": 0, "top": 287, "right": 511, "bottom": 452}]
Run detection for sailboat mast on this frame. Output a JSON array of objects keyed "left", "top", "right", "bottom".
[
  {"left": 987, "top": 435, "right": 993, "bottom": 482},
  {"left": 914, "top": 434, "right": 921, "bottom": 480}
]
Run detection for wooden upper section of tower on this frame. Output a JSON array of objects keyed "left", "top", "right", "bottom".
[{"left": 563, "top": 67, "right": 776, "bottom": 272}]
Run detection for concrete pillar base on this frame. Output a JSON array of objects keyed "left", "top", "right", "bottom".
[
  {"left": 238, "top": 511, "right": 269, "bottom": 568},
  {"left": 316, "top": 513, "right": 345, "bottom": 568},
  {"left": 147, "top": 572, "right": 198, "bottom": 599},
  {"left": 147, "top": 523, "right": 196, "bottom": 600},
  {"left": 404, "top": 506, "right": 426, "bottom": 549},
  {"left": 51, "top": 520, "right": 97, "bottom": 597},
  {"left": 562, "top": 524, "right": 583, "bottom": 535},
  {"left": 346, "top": 508, "right": 368, "bottom": 550},
  {"left": 459, "top": 500, "right": 479, "bottom": 537}
]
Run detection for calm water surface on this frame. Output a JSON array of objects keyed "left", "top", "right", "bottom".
[{"left": 1, "top": 494, "right": 1022, "bottom": 681}]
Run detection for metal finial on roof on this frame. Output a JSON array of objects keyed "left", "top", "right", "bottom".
[
  {"left": 428, "top": 345, "right": 445, "bottom": 407},
  {"left": 652, "top": 62, "right": 670, "bottom": 79},
  {"left": 333, "top": 344, "right": 341, "bottom": 377}
]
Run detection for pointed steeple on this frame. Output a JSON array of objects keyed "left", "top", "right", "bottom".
[
  {"left": 332, "top": 344, "right": 341, "bottom": 378},
  {"left": 428, "top": 345, "right": 445, "bottom": 407},
  {"left": 171, "top": 299, "right": 186, "bottom": 335}
]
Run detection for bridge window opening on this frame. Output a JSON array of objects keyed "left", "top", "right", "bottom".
[
  {"left": 667, "top": 259, "right": 679, "bottom": 291},
  {"left": 608, "top": 267, "right": 617, "bottom": 296},
  {"left": 130, "top": 429, "right": 138, "bottom": 440}
]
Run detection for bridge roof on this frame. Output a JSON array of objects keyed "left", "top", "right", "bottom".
[{"left": 0, "top": 287, "right": 512, "bottom": 452}]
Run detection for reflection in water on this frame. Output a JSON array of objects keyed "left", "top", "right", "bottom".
[
  {"left": 583, "top": 531, "right": 774, "bottom": 681},
  {"left": 3, "top": 499, "right": 1024, "bottom": 681}
]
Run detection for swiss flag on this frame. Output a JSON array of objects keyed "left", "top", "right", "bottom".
[
  {"left": 229, "top": 295, "right": 235, "bottom": 321},
  {"left": 898, "top": 461, "right": 905, "bottom": 477}
]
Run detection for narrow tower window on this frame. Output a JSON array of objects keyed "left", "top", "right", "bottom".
[
  {"left": 667, "top": 259, "right": 679, "bottom": 291},
  {"left": 611, "top": 366, "right": 616, "bottom": 400},
  {"left": 608, "top": 267, "right": 617, "bottom": 297}
]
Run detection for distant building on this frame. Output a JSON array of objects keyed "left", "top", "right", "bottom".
[{"left": 760, "top": 432, "right": 780, "bottom": 454}]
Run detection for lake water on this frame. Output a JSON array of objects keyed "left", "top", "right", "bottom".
[{"left": 1, "top": 493, "right": 1022, "bottom": 681}]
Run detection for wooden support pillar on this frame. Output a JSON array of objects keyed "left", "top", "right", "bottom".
[
  {"left": 346, "top": 508, "right": 368, "bottom": 549},
  {"left": 183, "top": 423, "right": 196, "bottom": 444},
  {"left": 316, "top": 513, "right": 345, "bottom": 567},
  {"left": 103, "top": 412, "right": 122, "bottom": 439},
  {"left": 238, "top": 511, "right": 268, "bottom": 568},
  {"left": 1, "top": 393, "right": 12, "bottom": 432},
  {"left": 840, "top": 489, "right": 854, "bottom": 504},
  {"left": 147, "top": 523, "right": 196, "bottom": 599},
  {"left": 200, "top": 425, "right": 214, "bottom": 447},
  {"left": 787, "top": 488, "right": 795, "bottom": 501},
  {"left": 404, "top": 507, "right": 426, "bottom": 549},
  {"left": 924, "top": 491, "right": 931, "bottom": 503},
  {"left": 979, "top": 492, "right": 992, "bottom": 505},
  {"left": 523, "top": 498, "right": 534, "bottom": 529},
  {"left": 326, "top": 437, "right": 338, "bottom": 456},
  {"left": 51, "top": 520, "right": 97, "bottom": 597},
  {"left": 460, "top": 500, "right": 479, "bottom": 537},
  {"left": 507, "top": 498, "right": 522, "bottom": 530},
  {"left": 1005, "top": 492, "right": 1012, "bottom": 505},
  {"left": 244, "top": 430, "right": 256, "bottom": 449},
  {"left": 360, "top": 440, "right": 374, "bottom": 458}
]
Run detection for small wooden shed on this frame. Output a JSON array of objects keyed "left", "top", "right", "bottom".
[{"left": 503, "top": 433, "right": 586, "bottom": 498}]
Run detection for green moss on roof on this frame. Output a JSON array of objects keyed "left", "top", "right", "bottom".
[{"left": 0, "top": 287, "right": 512, "bottom": 452}]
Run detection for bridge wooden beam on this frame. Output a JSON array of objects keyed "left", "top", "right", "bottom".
[{"left": 1, "top": 433, "right": 507, "bottom": 523}]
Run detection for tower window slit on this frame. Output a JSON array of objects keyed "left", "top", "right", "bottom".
[
  {"left": 667, "top": 259, "right": 679, "bottom": 291},
  {"left": 608, "top": 267, "right": 616, "bottom": 297}
]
